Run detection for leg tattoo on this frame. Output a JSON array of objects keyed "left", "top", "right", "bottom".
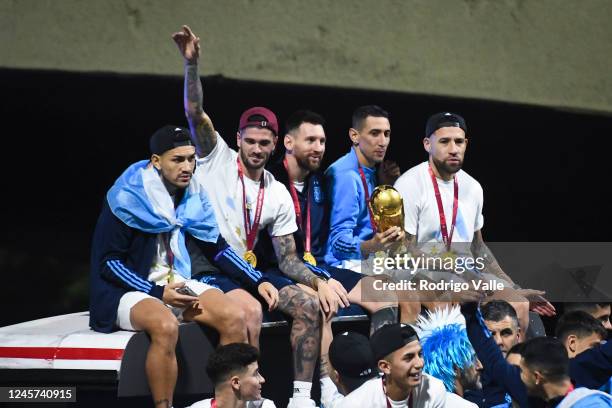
[
  {"left": 370, "top": 306, "right": 399, "bottom": 336},
  {"left": 278, "top": 285, "right": 321, "bottom": 381}
]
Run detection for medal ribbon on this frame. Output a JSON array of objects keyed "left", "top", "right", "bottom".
[
  {"left": 283, "top": 158, "right": 312, "bottom": 254},
  {"left": 357, "top": 159, "right": 377, "bottom": 232},
  {"left": 428, "top": 165, "right": 458, "bottom": 252},
  {"left": 237, "top": 156, "right": 265, "bottom": 252}
]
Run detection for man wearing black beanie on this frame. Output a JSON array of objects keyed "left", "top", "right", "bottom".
[
  {"left": 90, "top": 125, "right": 278, "bottom": 408},
  {"left": 331, "top": 323, "right": 447, "bottom": 407}
]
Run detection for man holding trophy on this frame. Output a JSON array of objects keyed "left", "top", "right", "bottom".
[
  {"left": 324, "top": 105, "right": 405, "bottom": 272},
  {"left": 257, "top": 109, "right": 410, "bottom": 333}
]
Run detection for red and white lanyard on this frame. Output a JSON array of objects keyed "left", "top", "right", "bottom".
[
  {"left": 428, "top": 165, "right": 458, "bottom": 252},
  {"left": 237, "top": 156, "right": 265, "bottom": 252}
]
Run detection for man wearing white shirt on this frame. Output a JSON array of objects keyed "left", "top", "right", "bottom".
[
  {"left": 323, "top": 323, "right": 447, "bottom": 408},
  {"left": 173, "top": 25, "right": 340, "bottom": 407},
  {"left": 393, "top": 112, "right": 555, "bottom": 332}
]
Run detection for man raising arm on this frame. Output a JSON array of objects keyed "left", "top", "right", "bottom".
[{"left": 173, "top": 25, "right": 339, "bottom": 407}]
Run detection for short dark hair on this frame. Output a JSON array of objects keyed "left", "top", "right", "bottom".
[
  {"left": 206, "top": 343, "right": 259, "bottom": 386},
  {"left": 507, "top": 342, "right": 527, "bottom": 357},
  {"left": 522, "top": 337, "right": 569, "bottom": 382},
  {"left": 285, "top": 110, "right": 326, "bottom": 134},
  {"left": 555, "top": 311, "right": 607, "bottom": 343},
  {"left": 564, "top": 302, "right": 610, "bottom": 314},
  {"left": 351, "top": 105, "right": 389, "bottom": 130},
  {"left": 481, "top": 300, "right": 519, "bottom": 328}
]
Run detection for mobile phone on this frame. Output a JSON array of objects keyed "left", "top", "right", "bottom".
[{"left": 176, "top": 285, "right": 198, "bottom": 297}]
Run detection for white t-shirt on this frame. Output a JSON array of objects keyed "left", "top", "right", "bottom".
[
  {"left": 445, "top": 392, "right": 478, "bottom": 408},
  {"left": 186, "top": 398, "right": 276, "bottom": 408},
  {"left": 194, "top": 133, "right": 296, "bottom": 257},
  {"left": 335, "top": 374, "right": 447, "bottom": 408},
  {"left": 394, "top": 161, "right": 484, "bottom": 247}
]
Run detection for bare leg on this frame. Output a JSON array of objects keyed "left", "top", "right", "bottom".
[
  {"left": 347, "top": 276, "right": 398, "bottom": 334},
  {"left": 277, "top": 285, "right": 321, "bottom": 381},
  {"left": 130, "top": 299, "right": 179, "bottom": 408},
  {"left": 183, "top": 288, "right": 248, "bottom": 345},
  {"left": 225, "top": 288, "right": 263, "bottom": 348}
]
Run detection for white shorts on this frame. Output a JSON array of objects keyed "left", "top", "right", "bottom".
[{"left": 116, "top": 280, "right": 221, "bottom": 331}]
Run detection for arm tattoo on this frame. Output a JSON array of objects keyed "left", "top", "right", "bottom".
[
  {"left": 471, "top": 232, "right": 515, "bottom": 284},
  {"left": 184, "top": 62, "right": 216, "bottom": 157},
  {"left": 272, "top": 234, "right": 318, "bottom": 286},
  {"left": 320, "top": 353, "right": 331, "bottom": 377}
]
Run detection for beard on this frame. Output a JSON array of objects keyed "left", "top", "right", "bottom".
[
  {"left": 240, "top": 148, "right": 268, "bottom": 170},
  {"left": 459, "top": 366, "right": 482, "bottom": 390},
  {"left": 432, "top": 156, "right": 462, "bottom": 176},
  {"left": 295, "top": 152, "right": 322, "bottom": 172}
]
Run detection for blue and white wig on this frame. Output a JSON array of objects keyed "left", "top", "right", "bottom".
[{"left": 414, "top": 306, "right": 476, "bottom": 392}]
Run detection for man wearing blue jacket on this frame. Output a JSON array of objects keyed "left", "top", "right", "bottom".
[
  {"left": 325, "top": 105, "right": 403, "bottom": 272},
  {"left": 520, "top": 337, "right": 612, "bottom": 407},
  {"left": 556, "top": 311, "right": 611, "bottom": 392},
  {"left": 90, "top": 125, "right": 277, "bottom": 408},
  {"left": 461, "top": 302, "right": 530, "bottom": 408}
]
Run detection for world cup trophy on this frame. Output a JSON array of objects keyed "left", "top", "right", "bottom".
[
  {"left": 369, "top": 185, "right": 407, "bottom": 265},
  {"left": 369, "top": 185, "right": 405, "bottom": 233}
]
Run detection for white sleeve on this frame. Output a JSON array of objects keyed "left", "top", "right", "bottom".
[
  {"left": 196, "top": 131, "right": 235, "bottom": 172},
  {"left": 394, "top": 174, "right": 420, "bottom": 236},
  {"left": 269, "top": 182, "right": 298, "bottom": 237},
  {"left": 263, "top": 399, "right": 277, "bottom": 408},
  {"left": 475, "top": 184, "right": 484, "bottom": 232},
  {"left": 246, "top": 400, "right": 277, "bottom": 408},
  {"left": 184, "top": 399, "right": 211, "bottom": 408},
  {"left": 429, "top": 376, "right": 448, "bottom": 408},
  {"left": 320, "top": 376, "right": 345, "bottom": 408}
]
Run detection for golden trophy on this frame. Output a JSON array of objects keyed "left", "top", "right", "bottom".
[
  {"left": 369, "top": 185, "right": 405, "bottom": 233},
  {"left": 369, "top": 185, "right": 407, "bottom": 259}
]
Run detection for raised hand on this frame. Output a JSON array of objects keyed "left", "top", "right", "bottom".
[{"left": 172, "top": 25, "right": 200, "bottom": 63}]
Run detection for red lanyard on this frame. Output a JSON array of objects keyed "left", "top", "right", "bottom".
[
  {"left": 211, "top": 398, "right": 217, "bottom": 408},
  {"left": 428, "top": 165, "right": 458, "bottom": 251},
  {"left": 237, "top": 156, "right": 265, "bottom": 252},
  {"left": 357, "top": 161, "right": 377, "bottom": 232},
  {"left": 382, "top": 378, "right": 413, "bottom": 408},
  {"left": 283, "top": 158, "right": 312, "bottom": 253}
]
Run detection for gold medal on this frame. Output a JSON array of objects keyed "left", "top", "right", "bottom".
[
  {"left": 441, "top": 250, "right": 456, "bottom": 260},
  {"left": 375, "top": 250, "right": 387, "bottom": 259},
  {"left": 243, "top": 250, "right": 257, "bottom": 267},
  {"left": 303, "top": 252, "right": 317, "bottom": 266},
  {"left": 167, "top": 267, "right": 175, "bottom": 284}
]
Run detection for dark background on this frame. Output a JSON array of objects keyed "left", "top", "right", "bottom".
[{"left": 1, "top": 67, "right": 610, "bottom": 329}]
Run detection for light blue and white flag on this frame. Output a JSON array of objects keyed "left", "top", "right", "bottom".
[{"left": 107, "top": 160, "right": 219, "bottom": 279}]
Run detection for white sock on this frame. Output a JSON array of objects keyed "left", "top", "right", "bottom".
[{"left": 292, "top": 381, "right": 312, "bottom": 398}]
